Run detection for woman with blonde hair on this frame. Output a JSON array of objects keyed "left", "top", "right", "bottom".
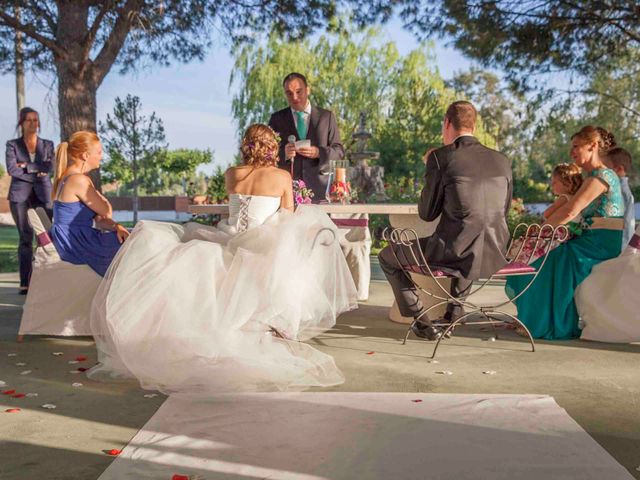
[
  {"left": 50, "top": 131, "right": 129, "bottom": 276},
  {"left": 506, "top": 126, "right": 624, "bottom": 340},
  {"left": 88, "top": 124, "right": 357, "bottom": 394}
]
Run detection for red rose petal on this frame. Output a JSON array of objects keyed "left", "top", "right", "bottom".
[
  {"left": 106, "top": 449, "right": 121, "bottom": 456},
  {"left": 75, "top": 356, "right": 88, "bottom": 362},
  {"left": 77, "top": 367, "right": 88, "bottom": 372},
  {"left": 172, "top": 475, "right": 190, "bottom": 480},
  {"left": 411, "top": 399, "right": 423, "bottom": 403},
  {"left": 3, "top": 389, "right": 16, "bottom": 395},
  {"left": 12, "top": 393, "right": 25, "bottom": 398},
  {"left": 366, "top": 351, "right": 375, "bottom": 355},
  {"left": 5, "top": 408, "right": 20, "bottom": 413}
]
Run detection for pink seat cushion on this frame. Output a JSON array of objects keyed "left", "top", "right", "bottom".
[
  {"left": 495, "top": 262, "right": 536, "bottom": 275},
  {"left": 331, "top": 218, "right": 369, "bottom": 228}
]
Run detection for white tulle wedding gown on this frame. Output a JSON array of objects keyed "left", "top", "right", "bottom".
[{"left": 88, "top": 194, "right": 358, "bottom": 394}]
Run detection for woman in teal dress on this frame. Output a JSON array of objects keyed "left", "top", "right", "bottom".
[{"left": 506, "top": 126, "right": 624, "bottom": 340}]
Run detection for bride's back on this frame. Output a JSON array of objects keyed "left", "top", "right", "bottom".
[{"left": 226, "top": 165, "right": 292, "bottom": 203}]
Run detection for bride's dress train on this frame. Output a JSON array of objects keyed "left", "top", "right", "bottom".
[{"left": 88, "top": 194, "right": 358, "bottom": 394}]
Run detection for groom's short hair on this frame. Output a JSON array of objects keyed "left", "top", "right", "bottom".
[
  {"left": 445, "top": 101, "right": 477, "bottom": 131},
  {"left": 283, "top": 72, "right": 308, "bottom": 88}
]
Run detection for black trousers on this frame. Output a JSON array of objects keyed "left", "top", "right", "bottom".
[
  {"left": 10, "top": 193, "right": 52, "bottom": 288},
  {"left": 378, "top": 239, "right": 473, "bottom": 320}
]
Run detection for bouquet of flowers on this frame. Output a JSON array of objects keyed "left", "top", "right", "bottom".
[
  {"left": 293, "top": 180, "right": 314, "bottom": 206},
  {"left": 329, "top": 180, "right": 351, "bottom": 204}
]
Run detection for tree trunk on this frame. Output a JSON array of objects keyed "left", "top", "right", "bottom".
[{"left": 55, "top": 2, "right": 102, "bottom": 189}]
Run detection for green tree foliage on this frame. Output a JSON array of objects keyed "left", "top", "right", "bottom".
[
  {"left": 100, "top": 94, "right": 167, "bottom": 222},
  {"left": 159, "top": 149, "right": 213, "bottom": 195}
]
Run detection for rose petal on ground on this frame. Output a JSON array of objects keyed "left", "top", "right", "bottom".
[
  {"left": 5, "top": 408, "right": 20, "bottom": 413},
  {"left": 75, "top": 356, "right": 87, "bottom": 362},
  {"left": 41, "top": 404, "right": 56, "bottom": 409},
  {"left": 366, "top": 351, "right": 375, "bottom": 355},
  {"left": 482, "top": 337, "right": 496, "bottom": 342},
  {"left": 77, "top": 367, "right": 88, "bottom": 372},
  {"left": 12, "top": 393, "right": 25, "bottom": 398},
  {"left": 72, "top": 383, "right": 83, "bottom": 388},
  {"left": 52, "top": 352, "right": 64, "bottom": 356},
  {"left": 68, "top": 360, "right": 79, "bottom": 365},
  {"left": 411, "top": 399, "right": 423, "bottom": 403},
  {"left": 0, "top": 381, "right": 6, "bottom": 387},
  {"left": 428, "top": 360, "right": 440, "bottom": 364},
  {"left": 172, "top": 475, "right": 190, "bottom": 480},
  {"left": 435, "top": 370, "right": 453, "bottom": 375},
  {"left": 26, "top": 393, "right": 38, "bottom": 397},
  {"left": 69, "top": 370, "right": 81, "bottom": 374},
  {"left": 3, "top": 389, "right": 16, "bottom": 395},
  {"left": 15, "top": 362, "right": 26, "bottom": 366},
  {"left": 7, "top": 353, "right": 17, "bottom": 357},
  {"left": 143, "top": 393, "right": 158, "bottom": 398},
  {"left": 19, "top": 370, "right": 32, "bottom": 376},
  {"left": 483, "top": 370, "right": 497, "bottom": 375},
  {"left": 105, "top": 449, "right": 121, "bottom": 456}
]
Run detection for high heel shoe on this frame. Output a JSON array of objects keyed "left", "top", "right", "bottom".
[{"left": 410, "top": 321, "right": 443, "bottom": 341}]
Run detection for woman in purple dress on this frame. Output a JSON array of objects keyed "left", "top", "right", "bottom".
[{"left": 50, "top": 131, "right": 129, "bottom": 276}]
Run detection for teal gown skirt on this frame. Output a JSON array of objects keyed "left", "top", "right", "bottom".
[{"left": 505, "top": 229, "right": 622, "bottom": 340}]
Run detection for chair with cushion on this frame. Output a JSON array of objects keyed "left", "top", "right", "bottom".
[
  {"left": 18, "top": 207, "right": 102, "bottom": 339},
  {"left": 383, "top": 223, "right": 569, "bottom": 358},
  {"left": 330, "top": 213, "right": 371, "bottom": 301}
]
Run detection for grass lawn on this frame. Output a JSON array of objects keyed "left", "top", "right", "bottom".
[{"left": 0, "top": 226, "right": 19, "bottom": 273}]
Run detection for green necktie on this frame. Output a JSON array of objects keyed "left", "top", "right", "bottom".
[{"left": 296, "top": 111, "right": 307, "bottom": 140}]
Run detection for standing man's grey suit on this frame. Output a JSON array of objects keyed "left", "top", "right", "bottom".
[
  {"left": 379, "top": 101, "right": 512, "bottom": 336},
  {"left": 268, "top": 73, "right": 344, "bottom": 201}
]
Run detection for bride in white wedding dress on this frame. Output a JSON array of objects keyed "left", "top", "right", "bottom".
[{"left": 88, "top": 124, "right": 358, "bottom": 394}]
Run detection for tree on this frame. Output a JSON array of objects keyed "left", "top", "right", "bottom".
[
  {"left": 100, "top": 94, "right": 166, "bottom": 223},
  {"left": 160, "top": 148, "right": 213, "bottom": 195},
  {"left": 0, "top": 1, "right": 387, "bottom": 141},
  {"left": 395, "top": 1, "right": 640, "bottom": 89}
]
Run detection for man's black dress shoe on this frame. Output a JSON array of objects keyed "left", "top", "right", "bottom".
[{"left": 410, "top": 321, "right": 443, "bottom": 341}]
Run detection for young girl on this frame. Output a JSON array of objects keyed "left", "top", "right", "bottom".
[
  {"left": 508, "top": 163, "right": 583, "bottom": 264},
  {"left": 543, "top": 163, "right": 583, "bottom": 220}
]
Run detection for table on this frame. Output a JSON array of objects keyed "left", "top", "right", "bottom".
[{"left": 189, "top": 203, "right": 448, "bottom": 323}]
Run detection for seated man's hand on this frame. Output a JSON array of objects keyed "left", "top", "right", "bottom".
[
  {"left": 297, "top": 146, "right": 319, "bottom": 159},
  {"left": 16, "top": 162, "right": 27, "bottom": 169},
  {"left": 285, "top": 143, "right": 296, "bottom": 160}
]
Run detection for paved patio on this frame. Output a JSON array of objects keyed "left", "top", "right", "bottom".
[{"left": 1, "top": 268, "right": 639, "bottom": 479}]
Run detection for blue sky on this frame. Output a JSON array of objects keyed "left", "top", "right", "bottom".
[{"left": 0, "top": 19, "right": 475, "bottom": 175}]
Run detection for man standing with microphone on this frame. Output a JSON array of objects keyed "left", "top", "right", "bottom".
[{"left": 269, "top": 73, "right": 345, "bottom": 202}]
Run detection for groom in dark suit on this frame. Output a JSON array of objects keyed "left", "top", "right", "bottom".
[
  {"left": 379, "top": 101, "right": 512, "bottom": 340},
  {"left": 268, "top": 72, "right": 344, "bottom": 201}
]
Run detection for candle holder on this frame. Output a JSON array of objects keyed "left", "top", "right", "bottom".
[{"left": 325, "top": 160, "right": 351, "bottom": 204}]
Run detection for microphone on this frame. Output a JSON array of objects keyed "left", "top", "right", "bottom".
[{"left": 287, "top": 135, "right": 296, "bottom": 176}]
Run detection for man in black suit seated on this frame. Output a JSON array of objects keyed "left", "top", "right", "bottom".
[
  {"left": 379, "top": 101, "right": 512, "bottom": 340},
  {"left": 268, "top": 73, "right": 344, "bottom": 201}
]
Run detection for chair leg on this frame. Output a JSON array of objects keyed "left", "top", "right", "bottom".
[
  {"left": 487, "top": 310, "right": 535, "bottom": 353},
  {"left": 430, "top": 311, "right": 476, "bottom": 359}
]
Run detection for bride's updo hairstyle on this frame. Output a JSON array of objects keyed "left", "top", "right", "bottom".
[
  {"left": 53, "top": 131, "right": 100, "bottom": 200},
  {"left": 240, "top": 124, "right": 279, "bottom": 168},
  {"left": 571, "top": 126, "right": 616, "bottom": 156}
]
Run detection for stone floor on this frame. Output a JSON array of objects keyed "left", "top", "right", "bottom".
[{"left": 1, "top": 270, "right": 639, "bottom": 479}]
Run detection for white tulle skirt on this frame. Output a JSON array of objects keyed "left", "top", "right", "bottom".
[{"left": 88, "top": 207, "right": 358, "bottom": 395}]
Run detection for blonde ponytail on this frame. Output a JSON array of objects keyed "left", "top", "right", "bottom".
[
  {"left": 51, "top": 131, "right": 100, "bottom": 200},
  {"left": 53, "top": 142, "right": 69, "bottom": 200}
]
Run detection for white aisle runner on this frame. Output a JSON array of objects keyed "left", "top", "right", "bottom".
[{"left": 99, "top": 393, "right": 633, "bottom": 480}]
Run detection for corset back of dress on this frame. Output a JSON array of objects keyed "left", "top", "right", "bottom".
[{"left": 226, "top": 194, "right": 281, "bottom": 233}]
